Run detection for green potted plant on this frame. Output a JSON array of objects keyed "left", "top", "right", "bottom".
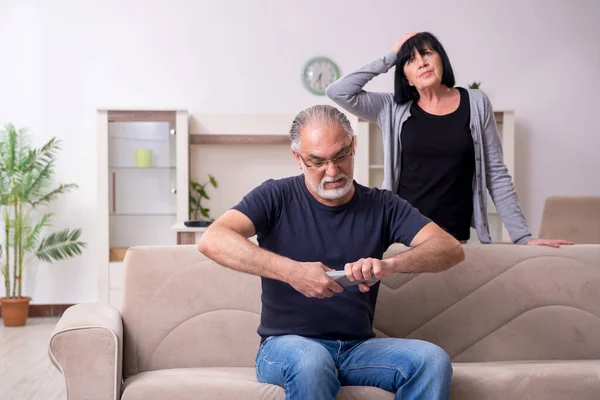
[
  {"left": 0, "top": 124, "right": 86, "bottom": 326},
  {"left": 187, "top": 174, "right": 218, "bottom": 227}
]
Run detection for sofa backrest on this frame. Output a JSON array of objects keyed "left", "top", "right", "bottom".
[
  {"left": 121, "top": 245, "right": 262, "bottom": 379},
  {"left": 121, "top": 244, "right": 600, "bottom": 379},
  {"left": 539, "top": 196, "right": 600, "bottom": 243},
  {"left": 376, "top": 244, "right": 600, "bottom": 362}
]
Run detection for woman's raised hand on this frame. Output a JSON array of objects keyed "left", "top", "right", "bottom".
[{"left": 392, "top": 33, "right": 419, "bottom": 54}]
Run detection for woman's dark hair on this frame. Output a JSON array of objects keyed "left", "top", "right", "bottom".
[{"left": 394, "top": 32, "right": 455, "bottom": 104}]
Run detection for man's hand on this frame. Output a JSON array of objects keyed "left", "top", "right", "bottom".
[
  {"left": 288, "top": 262, "right": 344, "bottom": 299},
  {"left": 392, "top": 33, "right": 418, "bottom": 54},
  {"left": 526, "top": 238, "right": 575, "bottom": 248},
  {"left": 344, "top": 258, "right": 392, "bottom": 293}
]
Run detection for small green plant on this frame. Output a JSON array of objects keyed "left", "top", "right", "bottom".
[
  {"left": 0, "top": 124, "right": 86, "bottom": 299},
  {"left": 468, "top": 81, "right": 481, "bottom": 89},
  {"left": 189, "top": 175, "right": 218, "bottom": 221}
]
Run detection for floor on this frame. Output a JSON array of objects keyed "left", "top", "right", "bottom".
[{"left": 0, "top": 317, "right": 66, "bottom": 400}]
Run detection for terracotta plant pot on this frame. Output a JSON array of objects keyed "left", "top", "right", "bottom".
[{"left": 0, "top": 297, "right": 32, "bottom": 327}]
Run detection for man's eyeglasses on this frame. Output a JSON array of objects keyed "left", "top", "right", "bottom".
[{"left": 297, "top": 144, "right": 354, "bottom": 169}]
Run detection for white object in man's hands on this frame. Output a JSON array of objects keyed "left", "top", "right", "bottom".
[{"left": 326, "top": 270, "right": 380, "bottom": 287}]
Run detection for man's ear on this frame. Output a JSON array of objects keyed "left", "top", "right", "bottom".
[{"left": 292, "top": 150, "right": 303, "bottom": 170}]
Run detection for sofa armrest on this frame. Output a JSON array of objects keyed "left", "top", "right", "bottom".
[{"left": 49, "top": 303, "right": 123, "bottom": 400}]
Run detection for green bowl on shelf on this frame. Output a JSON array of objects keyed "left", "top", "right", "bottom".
[{"left": 135, "top": 149, "right": 152, "bottom": 168}]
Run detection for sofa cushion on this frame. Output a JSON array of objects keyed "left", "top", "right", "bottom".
[
  {"left": 121, "top": 362, "right": 600, "bottom": 400},
  {"left": 121, "top": 367, "right": 394, "bottom": 400},
  {"left": 451, "top": 360, "right": 600, "bottom": 399}
]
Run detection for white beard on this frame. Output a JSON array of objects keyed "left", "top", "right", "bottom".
[{"left": 303, "top": 167, "right": 354, "bottom": 200}]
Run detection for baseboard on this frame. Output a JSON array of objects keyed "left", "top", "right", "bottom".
[{"left": 0, "top": 303, "right": 75, "bottom": 318}]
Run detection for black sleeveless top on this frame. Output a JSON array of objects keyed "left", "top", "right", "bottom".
[{"left": 397, "top": 87, "right": 475, "bottom": 240}]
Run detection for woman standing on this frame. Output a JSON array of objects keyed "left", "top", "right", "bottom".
[{"left": 327, "top": 32, "right": 571, "bottom": 247}]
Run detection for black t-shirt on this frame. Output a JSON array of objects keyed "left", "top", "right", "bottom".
[
  {"left": 397, "top": 87, "right": 475, "bottom": 241},
  {"left": 233, "top": 175, "right": 430, "bottom": 341}
]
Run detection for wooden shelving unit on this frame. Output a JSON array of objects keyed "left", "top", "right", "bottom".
[
  {"left": 97, "top": 109, "right": 189, "bottom": 309},
  {"left": 190, "top": 134, "right": 289, "bottom": 146}
]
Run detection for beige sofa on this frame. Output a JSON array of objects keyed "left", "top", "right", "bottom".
[
  {"left": 49, "top": 244, "right": 600, "bottom": 399},
  {"left": 539, "top": 196, "right": 600, "bottom": 243}
]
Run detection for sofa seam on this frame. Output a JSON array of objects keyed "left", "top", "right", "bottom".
[
  {"left": 452, "top": 304, "right": 600, "bottom": 360},
  {"left": 146, "top": 309, "right": 261, "bottom": 366},
  {"left": 400, "top": 255, "right": 588, "bottom": 339}
]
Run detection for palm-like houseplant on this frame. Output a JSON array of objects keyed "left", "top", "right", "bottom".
[{"left": 0, "top": 124, "right": 86, "bottom": 326}]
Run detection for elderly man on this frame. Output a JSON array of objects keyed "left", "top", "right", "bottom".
[{"left": 198, "top": 105, "right": 464, "bottom": 400}]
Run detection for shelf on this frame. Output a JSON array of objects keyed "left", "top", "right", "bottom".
[
  {"left": 108, "top": 135, "right": 173, "bottom": 142},
  {"left": 190, "top": 134, "right": 289, "bottom": 145},
  {"left": 110, "top": 213, "right": 176, "bottom": 217},
  {"left": 109, "top": 166, "right": 176, "bottom": 170},
  {"left": 171, "top": 222, "right": 209, "bottom": 232},
  {"left": 107, "top": 110, "right": 176, "bottom": 123}
]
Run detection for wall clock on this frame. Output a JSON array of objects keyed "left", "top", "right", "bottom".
[{"left": 302, "top": 57, "right": 340, "bottom": 96}]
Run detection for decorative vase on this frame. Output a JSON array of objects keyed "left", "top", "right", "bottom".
[
  {"left": 135, "top": 149, "right": 152, "bottom": 168},
  {"left": 0, "top": 297, "right": 32, "bottom": 327}
]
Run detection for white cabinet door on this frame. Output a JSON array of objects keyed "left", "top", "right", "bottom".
[{"left": 97, "top": 110, "right": 189, "bottom": 305}]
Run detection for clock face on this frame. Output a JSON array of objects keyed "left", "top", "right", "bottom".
[{"left": 302, "top": 57, "right": 340, "bottom": 95}]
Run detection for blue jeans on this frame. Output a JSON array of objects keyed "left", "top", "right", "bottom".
[{"left": 255, "top": 335, "right": 452, "bottom": 400}]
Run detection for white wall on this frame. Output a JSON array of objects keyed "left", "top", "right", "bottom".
[{"left": 1, "top": 0, "right": 599, "bottom": 303}]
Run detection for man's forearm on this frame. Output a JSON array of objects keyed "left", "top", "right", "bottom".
[
  {"left": 198, "top": 225, "right": 296, "bottom": 283},
  {"left": 386, "top": 236, "right": 464, "bottom": 274}
]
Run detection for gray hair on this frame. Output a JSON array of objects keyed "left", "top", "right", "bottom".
[{"left": 289, "top": 105, "right": 353, "bottom": 152}]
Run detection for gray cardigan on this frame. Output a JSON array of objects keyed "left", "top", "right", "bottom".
[{"left": 326, "top": 51, "right": 532, "bottom": 244}]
